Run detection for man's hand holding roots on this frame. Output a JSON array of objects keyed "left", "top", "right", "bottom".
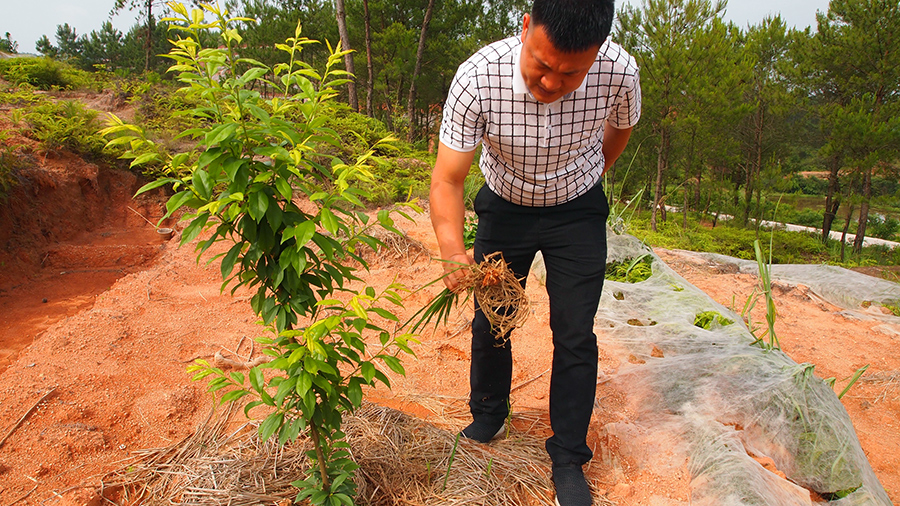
[{"left": 410, "top": 252, "right": 530, "bottom": 341}]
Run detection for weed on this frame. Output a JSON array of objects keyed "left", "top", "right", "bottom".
[{"left": 442, "top": 432, "right": 461, "bottom": 492}]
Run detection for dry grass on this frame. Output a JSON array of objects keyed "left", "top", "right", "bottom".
[
  {"left": 860, "top": 370, "right": 900, "bottom": 403},
  {"left": 362, "top": 226, "right": 429, "bottom": 265},
  {"left": 97, "top": 398, "right": 588, "bottom": 506}
]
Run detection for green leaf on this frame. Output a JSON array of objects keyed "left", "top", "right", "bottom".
[
  {"left": 166, "top": 189, "right": 196, "bottom": 217},
  {"left": 259, "top": 412, "right": 284, "bottom": 442},
  {"left": 381, "top": 355, "right": 405, "bottom": 375},
  {"left": 360, "top": 362, "right": 375, "bottom": 383},
  {"left": 370, "top": 307, "right": 399, "bottom": 322},
  {"left": 221, "top": 390, "right": 249, "bottom": 402},
  {"left": 293, "top": 221, "right": 316, "bottom": 246},
  {"left": 197, "top": 147, "right": 224, "bottom": 169},
  {"left": 193, "top": 169, "right": 212, "bottom": 200},
  {"left": 135, "top": 177, "right": 178, "bottom": 196},
  {"left": 249, "top": 367, "right": 264, "bottom": 392},
  {"left": 180, "top": 213, "right": 210, "bottom": 245},
  {"left": 295, "top": 372, "right": 313, "bottom": 397},
  {"left": 205, "top": 122, "right": 239, "bottom": 147},
  {"left": 249, "top": 190, "right": 270, "bottom": 221},
  {"left": 275, "top": 177, "right": 293, "bottom": 200},
  {"left": 319, "top": 208, "right": 339, "bottom": 235},
  {"left": 130, "top": 152, "right": 160, "bottom": 167},
  {"left": 221, "top": 242, "right": 243, "bottom": 278},
  {"left": 240, "top": 66, "right": 268, "bottom": 84}
]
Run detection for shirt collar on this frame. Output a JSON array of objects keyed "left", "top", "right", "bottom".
[{"left": 512, "top": 42, "right": 591, "bottom": 101}]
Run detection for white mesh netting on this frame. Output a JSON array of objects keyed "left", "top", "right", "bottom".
[{"left": 533, "top": 229, "right": 895, "bottom": 505}]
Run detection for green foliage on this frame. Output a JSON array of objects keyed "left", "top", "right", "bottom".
[
  {"left": 750, "top": 239, "right": 779, "bottom": 350},
  {"left": 319, "top": 106, "right": 433, "bottom": 205},
  {"left": 694, "top": 311, "right": 734, "bottom": 329},
  {"left": 104, "top": 4, "right": 417, "bottom": 503},
  {"left": 0, "top": 131, "right": 25, "bottom": 199},
  {"left": 0, "top": 57, "right": 93, "bottom": 90},
  {"left": 462, "top": 170, "right": 485, "bottom": 210},
  {"left": 884, "top": 303, "right": 900, "bottom": 317},
  {"left": 0, "top": 31, "right": 17, "bottom": 53},
  {"left": 606, "top": 254, "right": 653, "bottom": 283},
  {"left": 785, "top": 174, "right": 828, "bottom": 196},
  {"left": 629, "top": 212, "right": 831, "bottom": 264},
  {"left": 463, "top": 216, "right": 478, "bottom": 250},
  {"left": 866, "top": 215, "right": 899, "bottom": 241},
  {"left": 23, "top": 100, "right": 108, "bottom": 157}
]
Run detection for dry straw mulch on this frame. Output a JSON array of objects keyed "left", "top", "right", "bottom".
[{"left": 98, "top": 399, "right": 573, "bottom": 506}]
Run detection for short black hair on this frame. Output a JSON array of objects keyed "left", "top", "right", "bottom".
[{"left": 530, "top": 0, "right": 615, "bottom": 52}]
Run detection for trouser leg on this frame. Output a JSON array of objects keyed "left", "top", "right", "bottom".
[
  {"left": 540, "top": 184, "right": 609, "bottom": 466},
  {"left": 469, "top": 186, "right": 538, "bottom": 426}
]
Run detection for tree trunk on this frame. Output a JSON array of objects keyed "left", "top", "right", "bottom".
[
  {"left": 693, "top": 159, "right": 703, "bottom": 212},
  {"left": 822, "top": 153, "right": 842, "bottom": 242},
  {"left": 144, "top": 0, "right": 153, "bottom": 72},
  {"left": 334, "top": 0, "right": 358, "bottom": 111},
  {"left": 363, "top": 0, "right": 374, "bottom": 117},
  {"left": 683, "top": 129, "right": 696, "bottom": 230},
  {"left": 852, "top": 167, "right": 873, "bottom": 254},
  {"left": 651, "top": 128, "right": 669, "bottom": 232},
  {"left": 840, "top": 203, "right": 854, "bottom": 262},
  {"left": 406, "top": 0, "right": 436, "bottom": 143}
]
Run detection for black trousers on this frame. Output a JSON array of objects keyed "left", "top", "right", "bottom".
[{"left": 471, "top": 183, "right": 609, "bottom": 466}]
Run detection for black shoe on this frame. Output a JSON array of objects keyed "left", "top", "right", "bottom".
[
  {"left": 459, "top": 420, "right": 505, "bottom": 443},
  {"left": 552, "top": 465, "right": 592, "bottom": 506}
]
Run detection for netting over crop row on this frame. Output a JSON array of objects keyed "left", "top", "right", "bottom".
[{"left": 534, "top": 230, "right": 893, "bottom": 505}]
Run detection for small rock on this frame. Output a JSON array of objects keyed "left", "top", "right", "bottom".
[{"left": 42, "top": 298, "right": 48, "bottom": 303}]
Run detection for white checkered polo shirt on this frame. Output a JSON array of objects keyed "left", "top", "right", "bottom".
[{"left": 440, "top": 36, "right": 642, "bottom": 207}]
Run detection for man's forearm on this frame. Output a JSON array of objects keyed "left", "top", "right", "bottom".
[
  {"left": 430, "top": 179, "right": 467, "bottom": 261},
  {"left": 602, "top": 123, "right": 633, "bottom": 175}
]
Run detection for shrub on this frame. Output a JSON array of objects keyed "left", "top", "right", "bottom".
[
  {"left": 0, "top": 57, "right": 93, "bottom": 90},
  {"left": 867, "top": 215, "right": 899, "bottom": 241},
  {"left": 104, "top": 6, "right": 417, "bottom": 504}
]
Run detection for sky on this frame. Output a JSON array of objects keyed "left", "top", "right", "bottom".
[{"left": 3, "top": 0, "right": 832, "bottom": 55}]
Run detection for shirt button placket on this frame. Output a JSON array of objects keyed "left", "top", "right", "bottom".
[{"left": 542, "top": 105, "right": 551, "bottom": 147}]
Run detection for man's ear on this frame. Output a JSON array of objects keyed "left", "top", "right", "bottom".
[{"left": 521, "top": 13, "right": 531, "bottom": 43}]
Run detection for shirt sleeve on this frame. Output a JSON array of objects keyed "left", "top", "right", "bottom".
[
  {"left": 608, "top": 67, "right": 642, "bottom": 129},
  {"left": 439, "top": 66, "right": 484, "bottom": 152}
]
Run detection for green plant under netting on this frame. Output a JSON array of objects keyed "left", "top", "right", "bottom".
[
  {"left": 693, "top": 311, "right": 734, "bottom": 330},
  {"left": 606, "top": 254, "right": 653, "bottom": 283}
]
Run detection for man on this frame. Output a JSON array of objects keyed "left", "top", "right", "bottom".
[{"left": 429, "top": 0, "right": 640, "bottom": 504}]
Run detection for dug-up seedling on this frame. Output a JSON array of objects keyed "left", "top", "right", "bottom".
[{"left": 409, "top": 251, "right": 529, "bottom": 342}]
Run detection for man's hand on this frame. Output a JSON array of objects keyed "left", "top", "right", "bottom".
[
  {"left": 430, "top": 141, "right": 478, "bottom": 292},
  {"left": 442, "top": 252, "right": 475, "bottom": 292}
]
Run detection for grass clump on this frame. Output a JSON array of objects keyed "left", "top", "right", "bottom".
[{"left": 605, "top": 254, "right": 653, "bottom": 283}]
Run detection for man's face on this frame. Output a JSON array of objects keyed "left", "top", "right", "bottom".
[{"left": 519, "top": 14, "right": 600, "bottom": 104}]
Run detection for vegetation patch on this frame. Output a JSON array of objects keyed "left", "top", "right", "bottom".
[
  {"left": 694, "top": 311, "right": 734, "bottom": 330},
  {"left": 606, "top": 254, "right": 653, "bottom": 283}
]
